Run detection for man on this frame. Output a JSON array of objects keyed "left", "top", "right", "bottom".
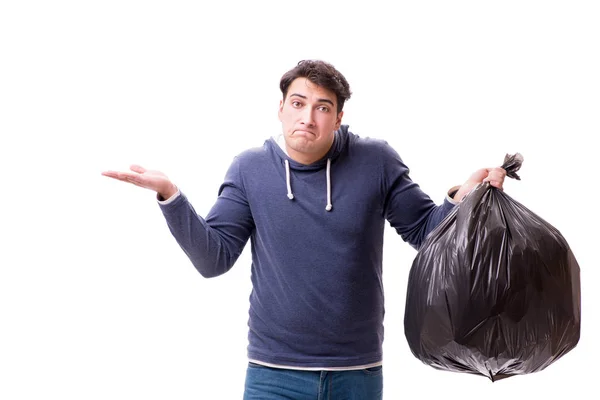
[{"left": 103, "top": 60, "right": 506, "bottom": 399}]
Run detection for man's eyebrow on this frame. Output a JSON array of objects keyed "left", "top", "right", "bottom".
[
  {"left": 289, "top": 93, "right": 307, "bottom": 100},
  {"left": 289, "top": 93, "right": 335, "bottom": 106}
]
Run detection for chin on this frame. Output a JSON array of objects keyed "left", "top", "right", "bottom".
[{"left": 290, "top": 136, "right": 312, "bottom": 146}]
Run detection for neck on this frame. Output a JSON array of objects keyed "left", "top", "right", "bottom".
[{"left": 286, "top": 148, "right": 327, "bottom": 165}]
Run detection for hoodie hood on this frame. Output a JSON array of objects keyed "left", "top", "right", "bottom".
[
  {"left": 266, "top": 125, "right": 351, "bottom": 211},
  {"left": 268, "top": 124, "right": 350, "bottom": 171}
]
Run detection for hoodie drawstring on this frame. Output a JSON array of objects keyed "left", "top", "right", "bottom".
[
  {"left": 325, "top": 159, "right": 332, "bottom": 211},
  {"left": 285, "top": 159, "right": 294, "bottom": 200},
  {"left": 284, "top": 158, "right": 332, "bottom": 212}
]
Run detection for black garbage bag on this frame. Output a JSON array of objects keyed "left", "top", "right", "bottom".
[{"left": 404, "top": 153, "right": 581, "bottom": 381}]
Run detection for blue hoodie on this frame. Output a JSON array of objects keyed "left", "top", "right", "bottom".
[{"left": 158, "top": 125, "right": 457, "bottom": 369}]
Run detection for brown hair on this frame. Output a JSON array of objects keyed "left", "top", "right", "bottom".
[{"left": 280, "top": 60, "right": 352, "bottom": 113}]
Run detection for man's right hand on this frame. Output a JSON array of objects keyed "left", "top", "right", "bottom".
[{"left": 102, "top": 164, "right": 178, "bottom": 200}]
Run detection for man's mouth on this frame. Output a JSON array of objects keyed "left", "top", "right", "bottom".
[{"left": 294, "top": 130, "right": 315, "bottom": 136}]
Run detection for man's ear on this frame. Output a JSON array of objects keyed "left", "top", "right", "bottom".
[
  {"left": 278, "top": 99, "right": 284, "bottom": 121},
  {"left": 335, "top": 111, "right": 344, "bottom": 130}
]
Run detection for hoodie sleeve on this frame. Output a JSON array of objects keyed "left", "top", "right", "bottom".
[
  {"left": 381, "top": 143, "right": 455, "bottom": 249},
  {"left": 158, "top": 156, "right": 255, "bottom": 278}
]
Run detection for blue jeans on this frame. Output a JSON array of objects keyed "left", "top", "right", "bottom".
[{"left": 243, "top": 362, "right": 383, "bottom": 400}]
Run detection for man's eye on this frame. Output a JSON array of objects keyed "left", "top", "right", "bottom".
[
  {"left": 292, "top": 101, "right": 302, "bottom": 107},
  {"left": 318, "top": 106, "right": 329, "bottom": 112}
]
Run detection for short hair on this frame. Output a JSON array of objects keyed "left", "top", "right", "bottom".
[{"left": 280, "top": 60, "right": 352, "bottom": 113}]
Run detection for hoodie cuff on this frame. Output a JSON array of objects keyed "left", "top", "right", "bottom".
[
  {"left": 157, "top": 188, "right": 181, "bottom": 205},
  {"left": 446, "top": 185, "right": 461, "bottom": 205}
]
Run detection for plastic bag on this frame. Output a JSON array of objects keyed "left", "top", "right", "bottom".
[{"left": 403, "top": 153, "right": 581, "bottom": 381}]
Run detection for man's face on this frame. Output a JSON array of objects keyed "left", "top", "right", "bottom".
[{"left": 278, "top": 77, "right": 343, "bottom": 164}]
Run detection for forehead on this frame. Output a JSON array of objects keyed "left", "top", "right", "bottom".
[{"left": 287, "top": 77, "right": 337, "bottom": 105}]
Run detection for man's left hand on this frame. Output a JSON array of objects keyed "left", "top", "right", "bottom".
[{"left": 453, "top": 167, "right": 507, "bottom": 202}]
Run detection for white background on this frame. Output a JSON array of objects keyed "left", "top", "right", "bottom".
[{"left": 1, "top": 1, "right": 598, "bottom": 399}]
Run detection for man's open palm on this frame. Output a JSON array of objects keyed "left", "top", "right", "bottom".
[{"left": 102, "top": 165, "right": 177, "bottom": 199}]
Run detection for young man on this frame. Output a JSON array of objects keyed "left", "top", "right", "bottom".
[{"left": 103, "top": 60, "right": 506, "bottom": 399}]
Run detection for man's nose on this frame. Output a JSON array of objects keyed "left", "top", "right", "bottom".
[{"left": 300, "top": 107, "right": 315, "bottom": 126}]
